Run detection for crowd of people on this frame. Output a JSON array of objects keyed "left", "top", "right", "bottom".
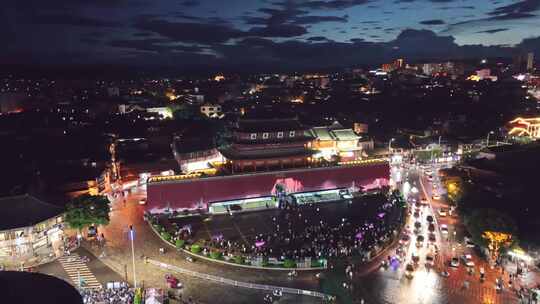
[
  {"left": 80, "top": 287, "right": 134, "bottom": 304},
  {"left": 197, "top": 192, "right": 404, "bottom": 263}
]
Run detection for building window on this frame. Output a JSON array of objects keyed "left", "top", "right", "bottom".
[
  {"left": 250, "top": 133, "right": 257, "bottom": 140},
  {"left": 263, "top": 132, "right": 269, "bottom": 139},
  {"left": 289, "top": 131, "right": 295, "bottom": 137},
  {"left": 277, "top": 132, "right": 284, "bottom": 138}
]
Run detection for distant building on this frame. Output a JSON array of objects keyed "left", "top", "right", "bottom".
[
  {"left": 394, "top": 58, "right": 404, "bottom": 69},
  {"left": 353, "top": 122, "right": 369, "bottom": 134},
  {"left": 107, "top": 87, "right": 120, "bottom": 97},
  {"left": 311, "top": 122, "right": 364, "bottom": 162},
  {"left": 200, "top": 104, "right": 224, "bottom": 119},
  {"left": 507, "top": 116, "right": 540, "bottom": 139},
  {"left": 0, "top": 93, "right": 24, "bottom": 114},
  {"left": 219, "top": 118, "right": 314, "bottom": 172},
  {"left": 0, "top": 195, "right": 65, "bottom": 260},
  {"left": 514, "top": 52, "right": 535, "bottom": 72},
  {"left": 382, "top": 63, "right": 394, "bottom": 73},
  {"left": 527, "top": 52, "right": 534, "bottom": 71}
]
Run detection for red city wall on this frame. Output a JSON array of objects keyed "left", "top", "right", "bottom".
[{"left": 146, "top": 163, "right": 389, "bottom": 213}]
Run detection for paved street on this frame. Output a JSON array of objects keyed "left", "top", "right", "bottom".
[
  {"left": 37, "top": 246, "right": 124, "bottom": 289},
  {"left": 348, "top": 159, "right": 527, "bottom": 304},
  {"left": 64, "top": 160, "right": 540, "bottom": 304},
  {"left": 93, "top": 187, "right": 321, "bottom": 303}
]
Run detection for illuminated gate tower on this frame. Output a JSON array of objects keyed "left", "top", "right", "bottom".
[
  {"left": 219, "top": 118, "right": 315, "bottom": 173},
  {"left": 507, "top": 117, "right": 540, "bottom": 138}
]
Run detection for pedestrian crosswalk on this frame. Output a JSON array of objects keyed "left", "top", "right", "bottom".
[{"left": 58, "top": 253, "right": 102, "bottom": 289}]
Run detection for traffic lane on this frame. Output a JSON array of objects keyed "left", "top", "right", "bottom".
[{"left": 419, "top": 170, "right": 519, "bottom": 301}]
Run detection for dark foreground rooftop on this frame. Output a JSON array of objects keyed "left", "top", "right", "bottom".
[
  {"left": 0, "top": 271, "right": 83, "bottom": 304},
  {"left": 0, "top": 194, "right": 64, "bottom": 230}
]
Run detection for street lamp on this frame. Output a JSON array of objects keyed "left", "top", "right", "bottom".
[
  {"left": 129, "top": 225, "right": 137, "bottom": 288},
  {"left": 388, "top": 138, "right": 395, "bottom": 154},
  {"left": 486, "top": 131, "right": 494, "bottom": 147}
]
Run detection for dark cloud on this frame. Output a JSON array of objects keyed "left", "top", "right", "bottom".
[
  {"left": 273, "top": 0, "right": 372, "bottom": 10},
  {"left": 518, "top": 36, "right": 540, "bottom": 53},
  {"left": 420, "top": 19, "right": 446, "bottom": 25},
  {"left": 248, "top": 24, "right": 308, "bottom": 37},
  {"left": 29, "top": 13, "right": 121, "bottom": 28},
  {"left": 180, "top": 0, "right": 200, "bottom": 7},
  {"left": 476, "top": 28, "right": 509, "bottom": 34},
  {"left": 109, "top": 38, "right": 203, "bottom": 53},
  {"left": 133, "top": 32, "right": 154, "bottom": 37},
  {"left": 134, "top": 19, "right": 245, "bottom": 43},
  {"left": 307, "top": 36, "right": 332, "bottom": 41},
  {"left": 489, "top": 0, "right": 540, "bottom": 16},
  {"left": 293, "top": 15, "right": 348, "bottom": 24}
]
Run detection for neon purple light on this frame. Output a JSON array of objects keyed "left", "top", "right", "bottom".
[
  {"left": 255, "top": 240, "right": 266, "bottom": 248},
  {"left": 355, "top": 232, "right": 363, "bottom": 240},
  {"left": 378, "top": 212, "right": 385, "bottom": 219}
]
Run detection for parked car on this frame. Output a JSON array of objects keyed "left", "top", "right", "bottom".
[
  {"left": 428, "top": 223, "right": 435, "bottom": 232},
  {"left": 426, "top": 215, "right": 434, "bottom": 223}
]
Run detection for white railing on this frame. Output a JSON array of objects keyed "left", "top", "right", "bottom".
[{"left": 146, "top": 258, "right": 330, "bottom": 299}]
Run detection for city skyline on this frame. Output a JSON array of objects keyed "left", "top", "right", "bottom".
[{"left": 2, "top": 0, "right": 540, "bottom": 69}]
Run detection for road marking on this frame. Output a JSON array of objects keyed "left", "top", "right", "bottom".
[{"left": 58, "top": 253, "right": 102, "bottom": 289}]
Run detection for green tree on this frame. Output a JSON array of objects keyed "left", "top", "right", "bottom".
[
  {"left": 65, "top": 194, "right": 111, "bottom": 232},
  {"left": 463, "top": 208, "right": 518, "bottom": 254}
]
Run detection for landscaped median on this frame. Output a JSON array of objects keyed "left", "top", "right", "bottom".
[{"left": 146, "top": 215, "right": 327, "bottom": 271}]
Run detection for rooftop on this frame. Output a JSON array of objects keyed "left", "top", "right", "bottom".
[
  {"left": 219, "top": 146, "right": 315, "bottom": 160},
  {"left": 235, "top": 118, "right": 307, "bottom": 133},
  {"left": 0, "top": 194, "right": 64, "bottom": 230},
  {"left": 0, "top": 271, "right": 83, "bottom": 304}
]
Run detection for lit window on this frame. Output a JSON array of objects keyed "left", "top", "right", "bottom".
[
  {"left": 250, "top": 133, "right": 257, "bottom": 140},
  {"left": 277, "top": 132, "right": 284, "bottom": 138},
  {"left": 289, "top": 131, "right": 295, "bottom": 137},
  {"left": 263, "top": 132, "right": 269, "bottom": 139}
]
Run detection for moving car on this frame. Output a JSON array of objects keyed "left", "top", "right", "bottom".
[
  {"left": 426, "top": 215, "right": 434, "bottom": 223},
  {"left": 432, "top": 194, "right": 441, "bottom": 200},
  {"left": 461, "top": 254, "right": 475, "bottom": 267},
  {"left": 425, "top": 254, "right": 435, "bottom": 266},
  {"left": 428, "top": 233, "right": 436, "bottom": 243},
  {"left": 413, "top": 211, "right": 420, "bottom": 218},
  {"left": 399, "top": 234, "right": 410, "bottom": 246},
  {"left": 412, "top": 252, "right": 420, "bottom": 264},
  {"left": 416, "top": 235, "right": 425, "bottom": 248},
  {"left": 139, "top": 199, "right": 147, "bottom": 205},
  {"left": 428, "top": 223, "right": 435, "bottom": 233},
  {"left": 405, "top": 264, "right": 415, "bottom": 279},
  {"left": 440, "top": 224, "right": 449, "bottom": 235},
  {"left": 414, "top": 221, "right": 422, "bottom": 234},
  {"left": 450, "top": 257, "right": 459, "bottom": 267},
  {"left": 438, "top": 208, "right": 447, "bottom": 217}
]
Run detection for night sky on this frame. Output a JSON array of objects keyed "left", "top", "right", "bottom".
[{"left": 2, "top": 0, "right": 540, "bottom": 69}]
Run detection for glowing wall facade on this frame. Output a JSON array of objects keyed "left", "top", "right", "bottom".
[{"left": 146, "top": 162, "right": 389, "bottom": 213}]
